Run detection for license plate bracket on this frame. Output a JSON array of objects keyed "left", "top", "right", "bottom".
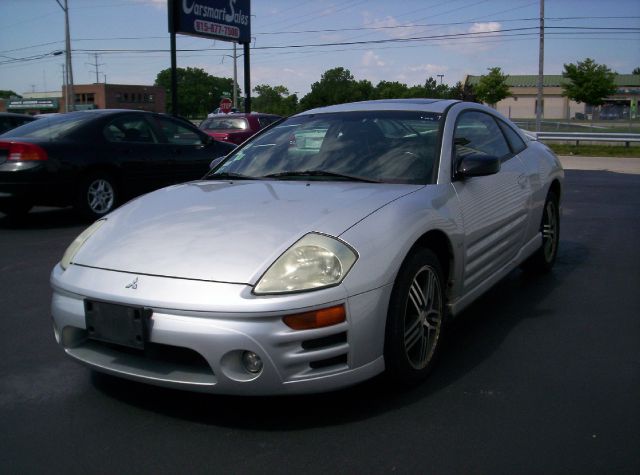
[{"left": 84, "top": 300, "right": 151, "bottom": 350}]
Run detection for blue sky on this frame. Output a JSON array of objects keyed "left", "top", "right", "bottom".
[{"left": 1, "top": 0, "right": 639, "bottom": 98}]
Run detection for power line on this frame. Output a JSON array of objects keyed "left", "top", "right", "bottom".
[
  {"left": 3, "top": 15, "right": 638, "bottom": 56},
  {"left": 47, "top": 27, "right": 640, "bottom": 54},
  {"left": 3, "top": 26, "right": 636, "bottom": 65}
]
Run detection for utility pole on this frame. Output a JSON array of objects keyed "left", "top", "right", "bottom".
[
  {"left": 61, "top": 63, "right": 67, "bottom": 111},
  {"left": 437, "top": 74, "right": 444, "bottom": 85},
  {"left": 56, "top": 0, "right": 74, "bottom": 112},
  {"left": 87, "top": 52, "right": 104, "bottom": 84},
  {"left": 535, "top": 0, "right": 544, "bottom": 132}
]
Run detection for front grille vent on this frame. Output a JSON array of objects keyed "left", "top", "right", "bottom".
[{"left": 301, "top": 332, "right": 347, "bottom": 350}]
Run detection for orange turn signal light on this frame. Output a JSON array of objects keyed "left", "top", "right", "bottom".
[{"left": 283, "top": 305, "right": 346, "bottom": 331}]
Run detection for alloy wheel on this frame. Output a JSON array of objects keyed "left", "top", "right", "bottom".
[
  {"left": 542, "top": 200, "right": 558, "bottom": 262},
  {"left": 403, "top": 265, "right": 443, "bottom": 370},
  {"left": 87, "top": 178, "right": 115, "bottom": 214}
]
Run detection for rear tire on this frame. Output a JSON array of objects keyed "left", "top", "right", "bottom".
[
  {"left": 522, "top": 191, "right": 560, "bottom": 273},
  {"left": 384, "top": 248, "right": 446, "bottom": 385},
  {"left": 76, "top": 173, "right": 118, "bottom": 221}
]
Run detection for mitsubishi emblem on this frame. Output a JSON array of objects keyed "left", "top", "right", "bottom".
[{"left": 125, "top": 277, "right": 139, "bottom": 290}]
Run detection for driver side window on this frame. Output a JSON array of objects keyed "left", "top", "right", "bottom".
[{"left": 454, "top": 111, "right": 511, "bottom": 162}]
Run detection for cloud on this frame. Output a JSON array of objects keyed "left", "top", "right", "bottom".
[
  {"left": 135, "top": 0, "right": 166, "bottom": 9},
  {"left": 468, "top": 22, "right": 502, "bottom": 35},
  {"left": 362, "top": 14, "right": 422, "bottom": 39},
  {"left": 362, "top": 51, "right": 385, "bottom": 67},
  {"left": 440, "top": 22, "right": 503, "bottom": 54},
  {"left": 408, "top": 64, "right": 448, "bottom": 75}
]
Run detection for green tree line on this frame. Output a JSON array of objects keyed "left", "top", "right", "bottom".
[
  {"left": 156, "top": 58, "right": 629, "bottom": 118},
  {"left": 155, "top": 66, "right": 474, "bottom": 118}
]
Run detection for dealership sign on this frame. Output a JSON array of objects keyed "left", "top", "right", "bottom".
[
  {"left": 8, "top": 99, "right": 58, "bottom": 110},
  {"left": 170, "top": 0, "right": 251, "bottom": 43}
]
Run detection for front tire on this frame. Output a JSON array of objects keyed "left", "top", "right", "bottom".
[
  {"left": 76, "top": 173, "right": 118, "bottom": 220},
  {"left": 385, "top": 248, "right": 446, "bottom": 384}
]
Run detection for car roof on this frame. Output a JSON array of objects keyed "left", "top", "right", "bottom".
[
  {"left": 297, "top": 99, "right": 460, "bottom": 116},
  {"left": 0, "top": 112, "right": 37, "bottom": 119},
  {"left": 207, "top": 112, "right": 280, "bottom": 118},
  {"left": 64, "top": 109, "right": 154, "bottom": 116}
]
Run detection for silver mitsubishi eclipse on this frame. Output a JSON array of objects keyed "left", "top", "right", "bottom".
[{"left": 50, "top": 99, "right": 563, "bottom": 395}]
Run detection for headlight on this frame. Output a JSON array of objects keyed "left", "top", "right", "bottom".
[
  {"left": 60, "top": 219, "right": 106, "bottom": 270},
  {"left": 254, "top": 233, "right": 358, "bottom": 295}
]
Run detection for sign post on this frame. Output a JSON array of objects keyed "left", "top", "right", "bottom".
[
  {"left": 219, "top": 97, "right": 232, "bottom": 113},
  {"left": 168, "top": 0, "right": 252, "bottom": 115}
]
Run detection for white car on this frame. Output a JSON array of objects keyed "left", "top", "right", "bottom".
[{"left": 51, "top": 99, "right": 563, "bottom": 395}]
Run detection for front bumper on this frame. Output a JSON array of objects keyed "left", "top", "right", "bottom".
[{"left": 50, "top": 264, "right": 390, "bottom": 395}]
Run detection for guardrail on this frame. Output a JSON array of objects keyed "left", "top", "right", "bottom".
[{"left": 524, "top": 131, "right": 640, "bottom": 147}]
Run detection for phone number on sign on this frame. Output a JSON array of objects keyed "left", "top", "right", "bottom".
[{"left": 194, "top": 20, "right": 240, "bottom": 39}]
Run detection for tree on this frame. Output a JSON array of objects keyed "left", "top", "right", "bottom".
[
  {"left": 155, "top": 67, "right": 237, "bottom": 118},
  {"left": 0, "top": 90, "right": 21, "bottom": 99},
  {"left": 423, "top": 77, "right": 439, "bottom": 97},
  {"left": 474, "top": 67, "right": 511, "bottom": 107},
  {"left": 561, "top": 58, "right": 616, "bottom": 109},
  {"left": 631, "top": 67, "right": 640, "bottom": 75},
  {"left": 252, "top": 84, "right": 298, "bottom": 116},
  {"left": 373, "top": 81, "right": 409, "bottom": 99},
  {"left": 299, "top": 67, "right": 373, "bottom": 110},
  {"left": 448, "top": 81, "right": 477, "bottom": 101}
]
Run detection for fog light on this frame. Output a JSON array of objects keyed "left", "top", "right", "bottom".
[{"left": 242, "top": 351, "right": 263, "bottom": 374}]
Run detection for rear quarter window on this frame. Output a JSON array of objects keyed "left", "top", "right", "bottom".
[{"left": 497, "top": 119, "right": 527, "bottom": 154}]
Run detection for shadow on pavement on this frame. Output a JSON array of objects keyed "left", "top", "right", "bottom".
[
  {"left": 0, "top": 207, "right": 85, "bottom": 230},
  {"left": 91, "top": 239, "right": 589, "bottom": 430}
]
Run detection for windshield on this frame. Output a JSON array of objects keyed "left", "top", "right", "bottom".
[
  {"left": 210, "top": 110, "right": 443, "bottom": 184},
  {"left": 201, "top": 117, "right": 248, "bottom": 131},
  {"left": 0, "top": 113, "right": 89, "bottom": 140}
]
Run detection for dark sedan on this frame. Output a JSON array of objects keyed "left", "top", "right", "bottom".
[
  {"left": 0, "top": 110, "right": 235, "bottom": 219},
  {"left": 0, "top": 112, "right": 37, "bottom": 134}
]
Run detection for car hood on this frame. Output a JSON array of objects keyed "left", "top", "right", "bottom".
[{"left": 72, "top": 179, "right": 421, "bottom": 284}]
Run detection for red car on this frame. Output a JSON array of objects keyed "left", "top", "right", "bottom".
[{"left": 199, "top": 113, "right": 281, "bottom": 145}]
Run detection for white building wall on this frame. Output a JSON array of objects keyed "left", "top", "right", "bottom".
[
  {"left": 544, "top": 97, "right": 566, "bottom": 119},
  {"left": 497, "top": 97, "right": 536, "bottom": 119},
  {"left": 568, "top": 100, "right": 586, "bottom": 119}
]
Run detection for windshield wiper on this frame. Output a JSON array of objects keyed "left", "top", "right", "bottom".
[
  {"left": 262, "top": 170, "right": 380, "bottom": 183},
  {"left": 206, "top": 172, "right": 261, "bottom": 180}
]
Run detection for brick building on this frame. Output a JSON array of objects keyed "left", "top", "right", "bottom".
[{"left": 62, "top": 83, "right": 166, "bottom": 113}]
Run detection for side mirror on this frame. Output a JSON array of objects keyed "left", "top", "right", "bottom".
[
  {"left": 456, "top": 153, "right": 501, "bottom": 178},
  {"left": 209, "top": 156, "right": 225, "bottom": 169}
]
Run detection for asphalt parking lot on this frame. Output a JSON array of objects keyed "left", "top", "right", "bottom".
[{"left": 0, "top": 157, "right": 638, "bottom": 474}]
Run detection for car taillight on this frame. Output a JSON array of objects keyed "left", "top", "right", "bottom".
[{"left": 0, "top": 141, "right": 48, "bottom": 161}]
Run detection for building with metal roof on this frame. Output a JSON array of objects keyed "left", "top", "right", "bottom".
[{"left": 464, "top": 74, "right": 639, "bottom": 120}]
